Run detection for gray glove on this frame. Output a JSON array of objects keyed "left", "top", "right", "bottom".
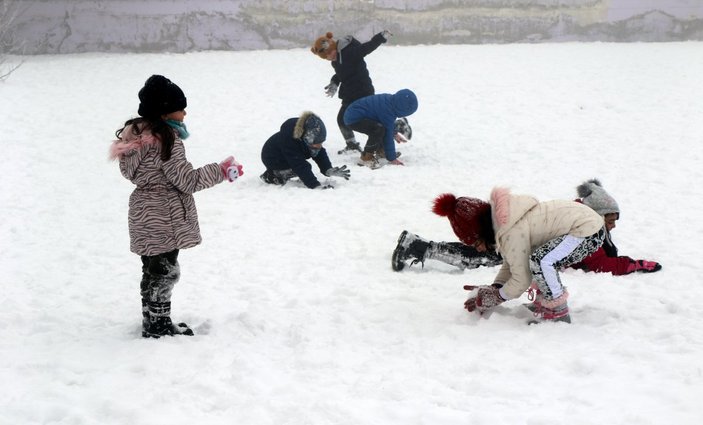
[
  {"left": 381, "top": 30, "right": 393, "bottom": 41},
  {"left": 324, "top": 165, "right": 350, "bottom": 180},
  {"left": 324, "top": 82, "right": 338, "bottom": 97}
]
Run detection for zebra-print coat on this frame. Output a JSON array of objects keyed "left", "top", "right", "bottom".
[{"left": 110, "top": 124, "right": 224, "bottom": 256}]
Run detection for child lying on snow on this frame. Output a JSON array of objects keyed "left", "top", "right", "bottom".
[{"left": 570, "top": 179, "right": 661, "bottom": 275}]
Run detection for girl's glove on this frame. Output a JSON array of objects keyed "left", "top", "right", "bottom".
[
  {"left": 626, "top": 259, "right": 662, "bottom": 274},
  {"left": 324, "top": 82, "right": 338, "bottom": 97},
  {"left": 381, "top": 30, "right": 393, "bottom": 41},
  {"left": 324, "top": 165, "right": 350, "bottom": 180},
  {"left": 219, "top": 156, "right": 244, "bottom": 182},
  {"left": 463, "top": 285, "right": 505, "bottom": 313}
]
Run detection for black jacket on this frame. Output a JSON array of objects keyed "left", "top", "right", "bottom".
[
  {"left": 261, "top": 118, "right": 332, "bottom": 189},
  {"left": 331, "top": 33, "right": 386, "bottom": 104}
]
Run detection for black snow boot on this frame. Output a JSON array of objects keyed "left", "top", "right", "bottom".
[
  {"left": 260, "top": 169, "right": 296, "bottom": 185},
  {"left": 392, "top": 230, "right": 431, "bottom": 271},
  {"left": 338, "top": 140, "right": 362, "bottom": 154},
  {"left": 143, "top": 301, "right": 194, "bottom": 338}
]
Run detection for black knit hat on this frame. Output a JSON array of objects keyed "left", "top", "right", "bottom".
[{"left": 137, "top": 75, "right": 187, "bottom": 118}]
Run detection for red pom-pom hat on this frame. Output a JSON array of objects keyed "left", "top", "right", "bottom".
[{"left": 432, "top": 193, "right": 491, "bottom": 245}]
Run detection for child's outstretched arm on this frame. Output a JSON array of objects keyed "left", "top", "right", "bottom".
[{"left": 162, "top": 140, "right": 228, "bottom": 193}]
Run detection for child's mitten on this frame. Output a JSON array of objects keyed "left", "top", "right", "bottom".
[
  {"left": 220, "top": 156, "right": 244, "bottom": 182},
  {"left": 463, "top": 285, "right": 505, "bottom": 313},
  {"left": 625, "top": 259, "right": 662, "bottom": 274}
]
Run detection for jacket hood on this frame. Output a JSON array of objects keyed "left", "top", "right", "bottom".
[
  {"left": 293, "top": 111, "right": 326, "bottom": 145},
  {"left": 490, "top": 187, "right": 539, "bottom": 246},
  {"left": 391, "top": 89, "right": 418, "bottom": 117},
  {"left": 109, "top": 123, "right": 159, "bottom": 160},
  {"left": 336, "top": 35, "right": 354, "bottom": 64}
]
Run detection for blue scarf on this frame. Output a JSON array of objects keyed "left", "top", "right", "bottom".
[{"left": 166, "top": 119, "right": 190, "bottom": 140}]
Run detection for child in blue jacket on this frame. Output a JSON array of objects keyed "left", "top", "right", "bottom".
[{"left": 343, "top": 89, "right": 418, "bottom": 168}]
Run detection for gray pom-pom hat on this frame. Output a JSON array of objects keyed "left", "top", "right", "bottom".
[{"left": 577, "top": 179, "right": 619, "bottom": 217}]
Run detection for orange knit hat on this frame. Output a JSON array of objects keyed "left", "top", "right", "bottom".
[{"left": 311, "top": 32, "right": 337, "bottom": 59}]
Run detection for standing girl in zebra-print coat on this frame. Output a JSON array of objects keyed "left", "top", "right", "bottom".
[{"left": 110, "top": 75, "right": 243, "bottom": 338}]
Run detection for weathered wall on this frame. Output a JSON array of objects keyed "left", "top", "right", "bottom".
[{"left": 6, "top": 0, "right": 703, "bottom": 54}]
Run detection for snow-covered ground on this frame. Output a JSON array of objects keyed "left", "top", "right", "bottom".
[{"left": 1, "top": 42, "right": 702, "bottom": 425}]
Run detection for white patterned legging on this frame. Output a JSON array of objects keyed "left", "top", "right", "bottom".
[{"left": 529, "top": 228, "right": 605, "bottom": 300}]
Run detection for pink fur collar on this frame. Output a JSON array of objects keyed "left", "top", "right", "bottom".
[
  {"left": 490, "top": 187, "right": 511, "bottom": 227},
  {"left": 108, "top": 126, "right": 158, "bottom": 160}
]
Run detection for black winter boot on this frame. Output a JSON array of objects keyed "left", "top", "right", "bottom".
[
  {"left": 260, "top": 169, "right": 296, "bottom": 185},
  {"left": 392, "top": 231, "right": 431, "bottom": 271},
  {"left": 143, "top": 301, "right": 194, "bottom": 338},
  {"left": 338, "top": 140, "right": 362, "bottom": 154}
]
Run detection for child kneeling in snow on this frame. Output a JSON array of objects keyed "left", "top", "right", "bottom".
[{"left": 260, "top": 112, "right": 350, "bottom": 189}]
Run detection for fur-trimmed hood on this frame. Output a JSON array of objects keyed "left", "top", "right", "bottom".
[
  {"left": 293, "top": 111, "right": 326, "bottom": 145},
  {"left": 489, "top": 187, "right": 538, "bottom": 246},
  {"left": 293, "top": 111, "right": 313, "bottom": 140},
  {"left": 108, "top": 123, "right": 159, "bottom": 160}
]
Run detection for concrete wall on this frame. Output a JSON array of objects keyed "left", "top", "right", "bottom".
[{"left": 6, "top": 0, "right": 703, "bottom": 54}]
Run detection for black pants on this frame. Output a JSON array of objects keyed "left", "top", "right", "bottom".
[
  {"left": 347, "top": 119, "right": 385, "bottom": 153},
  {"left": 428, "top": 242, "right": 503, "bottom": 270},
  {"left": 337, "top": 103, "right": 356, "bottom": 144},
  {"left": 140, "top": 249, "right": 180, "bottom": 303}
]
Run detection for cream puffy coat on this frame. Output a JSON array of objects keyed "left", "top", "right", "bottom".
[{"left": 489, "top": 187, "right": 603, "bottom": 299}]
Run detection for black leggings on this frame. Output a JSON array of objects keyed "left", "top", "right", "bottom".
[
  {"left": 337, "top": 103, "right": 356, "bottom": 143},
  {"left": 140, "top": 249, "right": 180, "bottom": 303}
]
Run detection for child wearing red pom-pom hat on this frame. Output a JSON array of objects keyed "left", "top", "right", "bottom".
[{"left": 432, "top": 188, "right": 605, "bottom": 324}]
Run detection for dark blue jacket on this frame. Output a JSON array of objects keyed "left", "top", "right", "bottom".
[
  {"left": 331, "top": 33, "right": 386, "bottom": 104},
  {"left": 343, "top": 89, "right": 418, "bottom": 161},
  {"left": 261, "top": 118, "right": 332, "bottom": 189}
]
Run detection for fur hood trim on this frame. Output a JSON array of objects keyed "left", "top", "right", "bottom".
[
  {"left": 293, "top": 111, "right": 315, "bottom": 140},
  {"left": 490, "top": 187, "right": 511, "bottom": 227},
  {"left": 108, "top": 124, "right": 159, "bottom": 160}
]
